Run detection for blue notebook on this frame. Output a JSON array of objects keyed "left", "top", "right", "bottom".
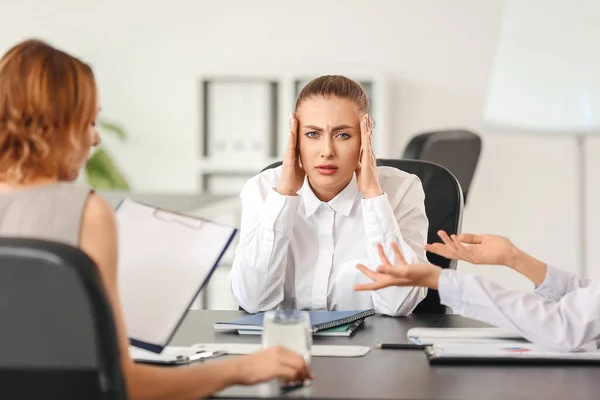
[{"left": 214, "top": 309, "right": 375, "bottom": 333}]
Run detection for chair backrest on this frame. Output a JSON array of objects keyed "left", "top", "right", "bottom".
[
  {"left": 402, "top": 129, "right": 481, "bottom": 204},
  {"left": 0, "top": 238, "right": 127, "bottom": 400},
  {"left": 261, "top": 159, "right": 464, "bottom": 314}
]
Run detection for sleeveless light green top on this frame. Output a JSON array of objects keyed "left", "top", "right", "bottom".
[{"left": 0, "top": 183, "right": 92, "bottom": 247}]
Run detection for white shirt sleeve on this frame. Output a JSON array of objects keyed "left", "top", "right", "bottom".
[
  {"left": 534, "top": 265, "right": 594, "bottom": 301},
  {"left": 439, "top": 268, "right": 600, "bottom": 352},
  {"left": 360, "top": 176, "right": 428, "bottom": 316},
  {"left": 227, "top": 179, "right": 300, "bottom": 314}
]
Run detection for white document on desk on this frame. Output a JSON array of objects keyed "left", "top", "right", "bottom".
[
  {"left": 115, "top": 198, "right": 237, "bottom": 353},
  {"left": 425, "top": 341, "right": 600, "bottom": 364},
  {"left": 192, "top": 343, "right": 371, "bottom": 357},
  {"left": 407, "top": 327, "right": 524, "bottom": 345}
]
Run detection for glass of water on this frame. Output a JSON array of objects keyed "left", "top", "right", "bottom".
[{"left": 262, "top": 309, "right": 312, "bottom": 364}]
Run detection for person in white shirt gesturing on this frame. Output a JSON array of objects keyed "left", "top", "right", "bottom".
[
  {"left": 228, "top": 75, "right": 429, "bottom": 316},
  {"left": 354, "top": 230, "right": 600, "bottom": 351}
]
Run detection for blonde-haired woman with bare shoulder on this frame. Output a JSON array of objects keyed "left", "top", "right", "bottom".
[{"left": 0, "top": 39, "right": 310, "bottom": 400}]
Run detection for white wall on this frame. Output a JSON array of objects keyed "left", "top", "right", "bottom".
[{"left": 0, "top": 0, "right": 591, "bottom": 294}]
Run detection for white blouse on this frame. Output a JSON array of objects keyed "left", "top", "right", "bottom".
[{"left": 227, "top": 165, "right": 429, "bottom": 316}]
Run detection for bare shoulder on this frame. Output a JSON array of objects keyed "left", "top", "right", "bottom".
[
  {"left": 79, "top": 193, "right": 118, "bottom": 269},
  {"left": 82, "top": 193, "right": 116, "bottom": 230}
]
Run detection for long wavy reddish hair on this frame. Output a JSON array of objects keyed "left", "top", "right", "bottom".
[{"left": 0, "top": 39, "right": 98, "bottom": 183}]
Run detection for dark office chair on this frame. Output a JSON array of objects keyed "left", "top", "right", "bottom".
[
  {"left": 261, "top": 159, "right": 464, "bottom": 314},
  {"left": 0, "top": 238, "right": 128, "bottom": 400},
  {"left": 403, "top": 129, "right": 481, "bottom": 204}
]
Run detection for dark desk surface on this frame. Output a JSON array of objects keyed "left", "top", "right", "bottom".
[{"left": 170, "top": 310, "right": 600, "bottom": 400}]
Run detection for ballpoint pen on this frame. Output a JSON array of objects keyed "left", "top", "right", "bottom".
[
  {"left": 178, "top": 350, "right": 227, "bottom": 363},
  {"left": 376, "top": 342, "right": 427, "bottom": 350}
]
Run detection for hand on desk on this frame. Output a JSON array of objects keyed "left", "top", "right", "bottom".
[{"left": 235, "top": 345, "right": 313, "bottom": 386}]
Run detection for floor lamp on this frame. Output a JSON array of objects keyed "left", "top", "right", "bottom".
[{"left": 482, "top": 0, "right": 600, "bottom": 277}]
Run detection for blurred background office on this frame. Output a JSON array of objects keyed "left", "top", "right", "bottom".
[{"left": 2, "top": 0, "right": 598, "bottom": 310}]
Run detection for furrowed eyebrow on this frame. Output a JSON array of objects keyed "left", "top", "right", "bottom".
[
  {"left": 303, "top": 125, "right": 323, "bottom": 131},
  {"left": 302, "top": 124, "right": 353, "bottom": 131}
]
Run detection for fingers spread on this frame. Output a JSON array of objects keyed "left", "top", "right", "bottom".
[
  {"left": 391, "top": 242, "right": 407, "bottom": 266},
  {"left": 356, "top": 263, "right": 377, "bottom": 280},
  {"left": 457, "top": 233, "right": 482, "bottom": 244},
  {"left": 438, "top": 231, "right": 459, "bottom": 252},
  {"left": 424, "top": 242, "right": 454, "bottom": 258},
  {"left": 354, "top": 281, "right": 386, "bottom": 291},
  {"left": 376, "top": 243, "right": 392, "bottom": 265}
]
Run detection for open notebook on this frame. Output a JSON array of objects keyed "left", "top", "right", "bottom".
[{"left": 116, "top": 198, "right": 237, "bottom": 353}]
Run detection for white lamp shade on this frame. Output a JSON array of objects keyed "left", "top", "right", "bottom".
[{"left": 483, "top": 0, "right": 600, "bottom": 134}]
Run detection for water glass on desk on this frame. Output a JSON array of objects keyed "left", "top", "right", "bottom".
[{"left": 262, "top": 310, "right": 312, "bottom": 364}]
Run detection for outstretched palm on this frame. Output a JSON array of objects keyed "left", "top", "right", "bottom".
[
  {"left": 354, "top": 242, "right": 442, "bottom": 291},
  {"left": 426, "top": 231, "right": 516, "bottom": 267}
]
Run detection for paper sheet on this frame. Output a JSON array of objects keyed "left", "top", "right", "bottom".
[{"left": 192, "top": 343, "right": 371, "bottom": 357}]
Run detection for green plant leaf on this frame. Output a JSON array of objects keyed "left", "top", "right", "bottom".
[
  {"left": 85, "top": 147, "right": 130, "bottom": 190},
  {"left": 98, "top": 119, "right": 127, "bottom": 142}
]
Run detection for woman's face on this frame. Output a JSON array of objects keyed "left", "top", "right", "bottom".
[{"left": 297, "top": 96, "right": 362, "bottom": 199}]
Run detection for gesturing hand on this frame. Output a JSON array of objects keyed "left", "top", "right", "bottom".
[
  {"left": 275, "top": 113, "right": 305, "bottom": 196},
  {"left": 425, "top": 231, "right": 517, "bottom": 268},
  {"left": 354, "top": 242, "right": 442, "bottom": 291},
  {"left": 355, "top": 114, "right": 383, "bottom": 199}
]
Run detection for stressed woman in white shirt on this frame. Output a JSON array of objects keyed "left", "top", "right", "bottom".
[
  {"left": 354, "top": 231, "right": 600, "bottom": 352},
  {"left": 227, "top": 75, "right": 429, "bottom": 316}
]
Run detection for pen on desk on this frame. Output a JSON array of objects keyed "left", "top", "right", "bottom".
[{"left": 376, "top": 342, "right": 427, "bottom": 350}]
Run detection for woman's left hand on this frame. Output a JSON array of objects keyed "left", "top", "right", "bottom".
[{"left": 355, "top": 114, "right": 383, "bottom": 199}]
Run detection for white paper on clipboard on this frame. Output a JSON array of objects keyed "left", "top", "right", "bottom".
[{"left": 115, "top": 198, "right": 237, "bottom": 352}]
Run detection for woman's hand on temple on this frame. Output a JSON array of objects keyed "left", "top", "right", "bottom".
[
  {"left": 355, "top": 114, "right": 383, "bottom": 199},
  {"left": 275, "top": 113, "right": 305, "bottom": 196}
]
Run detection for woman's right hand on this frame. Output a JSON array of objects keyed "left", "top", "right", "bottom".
[
  {"left": 425, "top": 231, "right": 518, "bottom": 268},
  {"left": 235, "top": 346, "right": 312, "bottom": 386},
  {"left": 275, "top": 113, "right": 305, "bottom": 196}
]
